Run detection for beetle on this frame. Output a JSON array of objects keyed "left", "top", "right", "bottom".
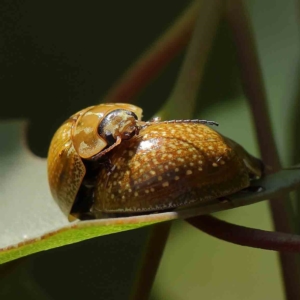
[
  {"left": 47, "top": 103, "right": 263, "bottom": 220},
  {"left": 47, "top": 103, "right": 143, "bottom": 219},
  {"left": 91, "top": 121, "right": 263, "bottom": 217}
]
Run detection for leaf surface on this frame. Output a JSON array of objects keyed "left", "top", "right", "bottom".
[{"left": 1, "top": 120, "right": 299, "bottom": 264}]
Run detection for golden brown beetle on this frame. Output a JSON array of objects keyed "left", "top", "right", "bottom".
[
  {"left": 47, "top": 103, "right": 143, "bottom": 219},
  {"left": 92, "top": 122, "right": 263, "bottom": 216},
  {"left": 48, "top": 103, "right": 263, "bottom": 220}
]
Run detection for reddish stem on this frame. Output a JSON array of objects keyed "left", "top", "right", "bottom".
[
  {"left": 130, "top": 223, "right": 171, "bottom": 300},
  {"left": 188, "top": 215, "right": 300, "bottom": 252},
  {"left": 103, "top": 1, "right": 201, "bottom": 104},
  {"left": 226, "top": 1, "right": 300, "bottom": 299}
]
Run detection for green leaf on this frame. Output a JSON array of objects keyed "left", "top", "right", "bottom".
[
  {"left": 0, "top": 216, "right": 174, "bottom": 265},
  {"left": 1, "top": 121, "right": 300, "bottom": 264}
]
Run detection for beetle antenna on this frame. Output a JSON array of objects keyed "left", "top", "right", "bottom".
[{"left": 139, "top": 119, "right": 219, "bottom": 129}]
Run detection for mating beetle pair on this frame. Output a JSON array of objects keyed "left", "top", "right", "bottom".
[{"left": 47, "top": 103, "right": 262, "bottom": 220}]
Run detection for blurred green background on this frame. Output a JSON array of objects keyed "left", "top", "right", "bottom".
[{"left": 1, "top": 0, "right": 299, "bottom": 299}]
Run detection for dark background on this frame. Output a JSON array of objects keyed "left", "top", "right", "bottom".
[
  {"left": 0, "top": 1, "right": 190, "bottom": 299},
  {"left": 1, "top": 1, "right": 288, "bottom": 299}
]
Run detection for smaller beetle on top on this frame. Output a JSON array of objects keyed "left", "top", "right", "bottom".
[
  {"left": 48, "top": 103, "right": 143, "bottom": 219},
  {"left": 71, "top": 103, "right": 143, "bottom": 160}
]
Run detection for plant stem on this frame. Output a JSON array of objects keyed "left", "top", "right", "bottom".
[
  {"left": 130, "top": 223, "right": 171, "bottom": 300},
  {"left": 107, "top": 3, "right": 201, "bottom": 298},
  {"left": 226, "top": 1, "right": 300, "bottom": 299},
  {"left": 159, "top": 0, "right": 224, "bottom": 119},
  {"left": 130, "top": 2, "right": 224, "bottom": 298},
  {"left": 102, "top": 0, "right": 202, "bottom": 104},
  {"left": 187, "top": 215, "right": 300, "bottom": 252}
]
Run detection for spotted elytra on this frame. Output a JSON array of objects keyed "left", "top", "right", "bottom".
[{"left": 91, "top": 121, "right": 263, "bottom": 216}]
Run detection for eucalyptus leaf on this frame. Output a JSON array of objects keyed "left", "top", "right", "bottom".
[{"left": 1, "top": 120, "right": 300, "bottom": 264}]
